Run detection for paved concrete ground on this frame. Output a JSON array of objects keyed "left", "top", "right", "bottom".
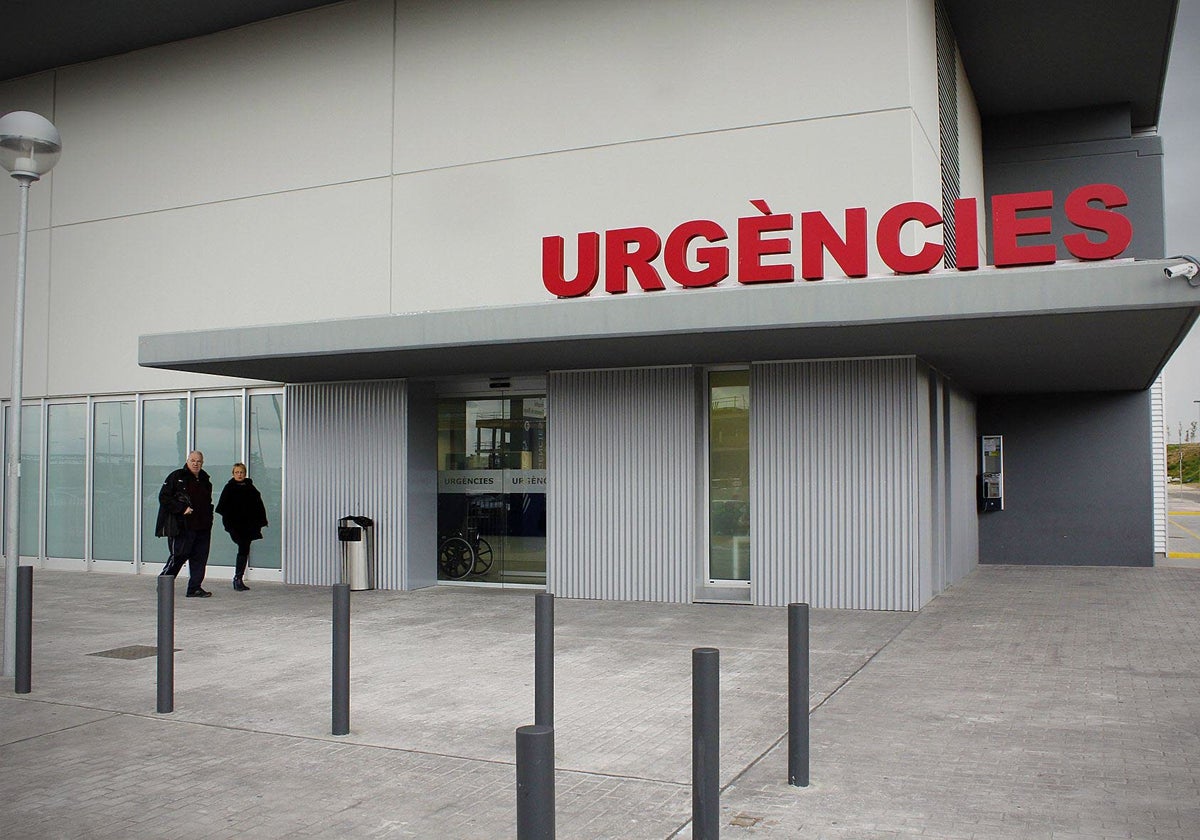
[
  {"left": 2, "top": 563, "right": 1199, "bottom": 839},
  {"left": 1167, "top": 483, "right": 1200, "bottom": 561}
]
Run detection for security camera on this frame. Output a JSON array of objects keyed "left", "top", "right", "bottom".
[{"left": 1165, "top": 262, "right": 1199, "bottom": 280}]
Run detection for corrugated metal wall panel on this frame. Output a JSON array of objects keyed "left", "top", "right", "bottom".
[
  {"left": 1152, "top": 375, "right": 1167, "bottom": 555},
  {"left": 752, "top": 358, "right": 919, "bottom": 610},
  {"left": 284, "top": 381, "right": 408, "bottom": 588},
  {"left": 547, "top": 368, "right": 695, "bottom": 603},
  {"left": 946, "top": 377, "right": 979, "bottom": 585}
]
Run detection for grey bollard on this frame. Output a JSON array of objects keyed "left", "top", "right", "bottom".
[
  {"left": 332, "top": 583, "right": 350, "bottom": 735},
  {"left": 15, "top": 566, "right": 32, "bottom": 694},
  {"left": 693, "top": 647, "right": 720, "bottom": 839},
  {"left": 535, "top": 592, "right": 554, "bottom": 727},
  {"left": 156, "top": 575, "right": 174, "bottom": 713},
  {"left": 516, "top": 724, "right": 555, "bottom": 839},
  {"left": 788, "top": 603, "right": 810, "bottom": 787}
]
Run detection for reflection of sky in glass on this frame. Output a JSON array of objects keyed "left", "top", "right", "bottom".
[
  {"left": 195, "top": 396, "right": 243, "bottom": 469},
  {"left": 141, "top": 399, "right": 187, "bottom": 563},
  {"left": 248, "top": 393, "right": 283, "bottom": 569},
  {"left": 47, "top": 403, "right": 87, "bottom": 558},
  {"left": 93, "top": 401, "right": 136, "bottom": 561}
]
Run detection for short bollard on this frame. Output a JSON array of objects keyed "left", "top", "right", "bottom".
[
  {"left": 535, "top": 592, "right": 554, "bottom": 727},
  {"left": 15, "top": 566, "right": 32, "bottom": 694},
  {"left": 516, "top": 724, "right": 555, "bottom": 839},
  {"left": 788, "top": 603, "right": 810, "bottom": 787},
  {"left": 693, "top": 647, "right": 720, "bottom": 839},
  {"left": 156, "top": 575, "right": 174, "bottom": 713},
  {"left": 332, "top": 583, "right": 351, "bottom": 736}
]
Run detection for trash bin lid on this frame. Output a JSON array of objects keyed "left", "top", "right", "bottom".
[{"left": 348, "top": 515, "right": 374, "bottom": 528}]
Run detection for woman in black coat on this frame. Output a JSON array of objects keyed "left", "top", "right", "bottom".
[{"left": 215, "top": 462, "right": 269, "bottom": 591}]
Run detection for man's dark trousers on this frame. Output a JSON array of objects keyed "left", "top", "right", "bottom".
[{"left": 164, "top": 529, "right": 212, "bottom": 594}]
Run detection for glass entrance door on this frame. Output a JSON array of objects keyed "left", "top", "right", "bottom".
[{"left": 436, "top": 395, "right": 547, "bottom": 586}]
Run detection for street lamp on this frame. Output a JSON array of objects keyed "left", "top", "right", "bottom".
[{"left": 1, "top": 111, "right": 61, "bottom": 678}]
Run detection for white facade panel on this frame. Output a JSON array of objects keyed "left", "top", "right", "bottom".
[
  {"left": 0, "top": 72, "right": 56, "bottom": 236},
  {"left": 394, "top": 0, "right": 925, "bottom": 173},
  {"left": 284, "top": 381, "right": 408, "bottom": 588},
  {"left": 48, "top": 0, "right": 395, "bottom": 227},
  {"left": 393, "top": 110, "right": 923, "bottom": 313},
  {"left": 547, "top": 368, "right": 695, "bottom": 603},
  {"left": 751, "top": 358, "right": 920, "bottom": 610},
  {"left": 46, "top": 178, "right": 393, "bottom": 396},
  {"left": 0, "top": 232, "right": 50, "bottom": 400}
]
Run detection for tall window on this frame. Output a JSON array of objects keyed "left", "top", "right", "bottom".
[
  {"left": 45, "top": 403, "right": 86, "bottom": 558},
  {"left": 708, "top": 370, "right": 750, "bottom": 582},
  {"left": 93, "top": 401, "right": 135, "bottom": 561},
  {"left": 195, "top": 395, "right": 244, "bottom": 568},
  {"left": 141, "top": 399, "right": 187, "bottom": 564},
  {"left": 2, "top": 405, "right": 42, "bottom": 557},
  {"left": 248, "top": 393, "right": 283, "bottom": 570}
]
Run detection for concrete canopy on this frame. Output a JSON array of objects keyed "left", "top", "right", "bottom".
[{"left": 138, "top": 259, "right": 1200, "bottom": 395}]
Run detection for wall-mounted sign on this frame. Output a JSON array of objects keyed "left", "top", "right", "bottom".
[{"left": 542, "top": 184, "right": 1132, "bottom": 297}]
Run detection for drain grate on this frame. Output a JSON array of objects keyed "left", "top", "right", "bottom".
[{"left": 88, "top": 645, "right": 172, "bottom": 660}]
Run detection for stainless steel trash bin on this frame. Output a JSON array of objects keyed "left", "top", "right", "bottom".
[{"left": 337, "top": 515, "right": 375, "bottom": 590}]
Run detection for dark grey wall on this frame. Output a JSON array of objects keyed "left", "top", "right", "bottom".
[
  {"left": 973, "top": 106, "right": 1163, "bottom": 567},
  {"left": 976, "top": 391, "right": 1153, "bottom": 566},
  {"left": 984, "top": 105, "right": 1166, "bottom": 261}
]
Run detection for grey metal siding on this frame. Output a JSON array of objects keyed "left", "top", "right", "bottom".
[
  {"left": 284, "top": 381, "right": 408, "bottom": 588},
  {"left": 547, "top": 368, "right": 695, "bottom": 603},
  {"left": 1152, "top": 376, "right": 1166, "bottom": 555},
  {"left": 946, "top": 376, "right": 979, "bottom": 585},
  {"left": 751, "top": 358, "right": 920, "bottom": 610}
]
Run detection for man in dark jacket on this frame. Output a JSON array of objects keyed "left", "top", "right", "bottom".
[{"left": 156, "top": 450, "right": 215, "bottom": 598}]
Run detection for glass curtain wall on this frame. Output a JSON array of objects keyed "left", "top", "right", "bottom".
[
  {"left": 141, "top": 398, "right": 188, "bottom": 566},
  {"left": 18, "top": 405, "right": 41, "bottom": 557},
  {"left": 2, "top": 405, "right": 43, "bottom": 556},
  {"left": 4, "top": 389, "right": 282, "bottom": 571},
  {"left": 92, "top": 401, "right": 136, "bottom": 562},
  {"left": 195, "top": 395, "right": 243, "bottom": 568},
  {"left": 45, "top": 403, "right": 87, "bottom": 559},
  {"left": 248, "top": 393, "right": 283, "bottom": 569}
]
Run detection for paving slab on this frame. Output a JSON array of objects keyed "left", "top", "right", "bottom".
[{"left": 1, "top": 562, "right": 1199, "bottom": 839}]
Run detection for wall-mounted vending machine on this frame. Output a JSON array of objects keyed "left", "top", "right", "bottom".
[{"left": 979, "top": 435, "right": 1003, "bottom": 512}]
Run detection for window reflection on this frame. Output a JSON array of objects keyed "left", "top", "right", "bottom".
[
  {"left": 93, "top": 401, "right": 136, "bottom": 561},
  {"left": 709, "top": 370, "right": 750, "bottom": 582},
  {"left": 46, "top": 403, "right": 87, "bottom": 559}
]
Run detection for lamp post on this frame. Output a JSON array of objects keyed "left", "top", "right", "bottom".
[{"left": 1, "top": 111, "right": 61, "bottom": 678}]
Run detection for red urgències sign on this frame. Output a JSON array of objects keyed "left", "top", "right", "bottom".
[{"left": 541, "top": 184, "right": 1133, "bottom": 297}]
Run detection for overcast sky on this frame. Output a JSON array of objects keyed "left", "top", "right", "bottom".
[{"left": 1161, "top": 0, "right": 1200, "bottom": 441}]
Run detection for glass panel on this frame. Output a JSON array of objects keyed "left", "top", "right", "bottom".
[
  {"left": 195, "top": 395, "right": 243, "bottom": 567},
  {"left": 141, "top": 399, "right": 187, "bottom": 564},
  {"left": 46, "top": 403, "right": 87, "bottom": 558},
  {"left": 436, "top": 396, "right": 547, "bottom": 586},
  {"left": 247, "top": 393, "right": 283, "bottom": 570},
  {"left": 2, "top": 405, "right": 38, "bottom": 556},
  {"left": 92, "top": 401, "right": 136, "bottom": 561},
  {"left": 709, "top": 370, "right": 750, "bottom": 582},
  {"left": 19, "top": 405, "right": 40, "bottom": 557},
  {"left": 504, "top": 396, "right": 547, "bottom": 586}
]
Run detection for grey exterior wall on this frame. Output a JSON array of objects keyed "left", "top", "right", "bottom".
[
  {"left": 284, "top": 380, "right": 429, "bottom": 587},
  {"left": 977, "top": 105, "right": 1163, "bottom": 568},
  {"left": 983, "top": 105, "right": 1165, "bottom": 262},
  {"left": 751, "top": 358, "right": 922, "bottom": 610},
  {"left": 922, "top": 366, "right": 980, "bottom": 602},
  {"left": 976, "top": 391, "right": 1154, "bottom": 566},
  {"left": 547, "top": 367, "right": 697, "bottom": 603}
]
